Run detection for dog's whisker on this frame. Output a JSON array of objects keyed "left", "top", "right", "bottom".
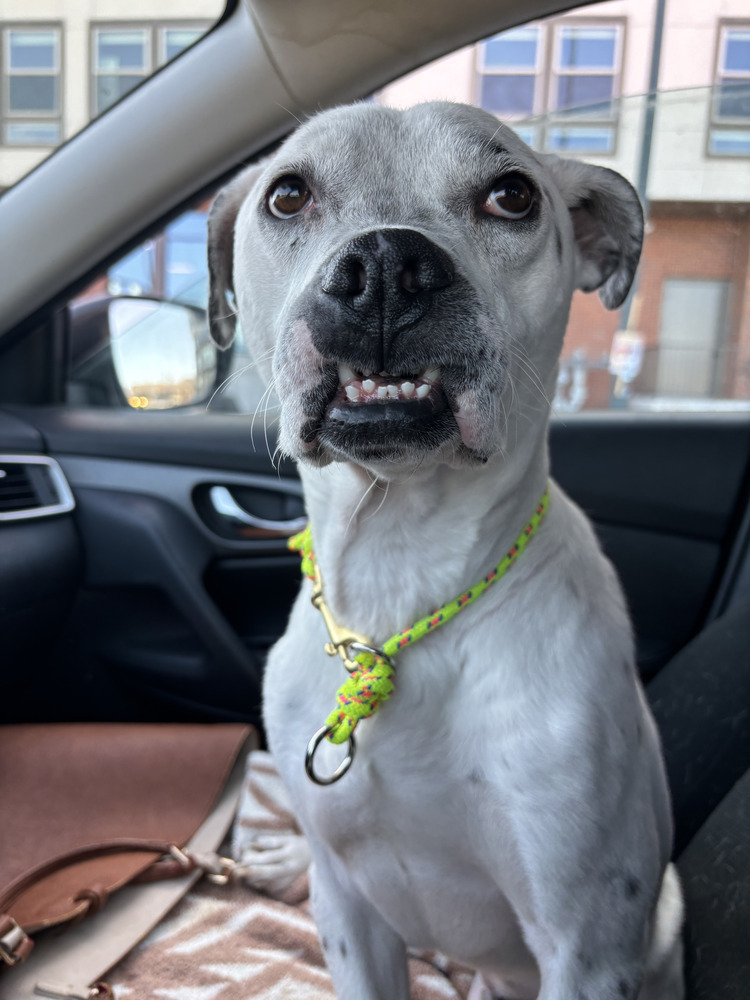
[
  {"left": 508, "top": 345, "right": 553, "bottom": 411},
  {"left": 214, "top": 307, "right": 239, "bottom": 321},
  {"left": 261, "top": 376, "right": 280, "bottom": 466},
  {"left": 364, "top": 478, "right": 390, "bottom": 522},
  {"left": 206, "top": 346, "right": 277, "bottom": 412},
  {"left": 250, "top": 378, "right": 278, "bottom": 450},
  {"left": 345, "top": 473, "right": 381, "bottom": 536},
  {"left": 274, "top": 101, "right": 305, "bottom": 127},
  {"left": 513, "top": 343, "right": 551, "bottom": 402},
  {"left": 205, "top": 364, "right": 254, "bottom": 412},
  {"left": 509, "top": 347, "right": 548, "bottom": 399},
  {"left": 271, "top": 443, "right": 285, "bottom": 475}
]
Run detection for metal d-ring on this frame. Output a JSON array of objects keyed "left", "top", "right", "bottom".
[
  {"left": 348, "top": 641, "right": 389, "bottom": 663},
  {"left": 305, "top": 726, "right": 356, "bottom": 785}
]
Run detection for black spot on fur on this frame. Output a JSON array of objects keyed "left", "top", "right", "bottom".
[
  {"left": 576, "top": 950, "right": 594, "bottom": 972},
  {"left": 321, "top": 936, "right": 329, "bottom": 952},
  {"left": 468, "top": 769, "right": 483, "bottom": 785},
  {"left": 618, "top": 978, "right": 635, "bottom": 998},
  {"left": 300, "top": 419, "right": 320, "bottom": 444},
  {"left": 625, "top": 877, "right": 642, "bottom": 900},
  {"left": 339, "top": 939, "right": 348, "bottom": 959},
  {"left": 554, "top": 223, "right": 563, "bottom": 260}
]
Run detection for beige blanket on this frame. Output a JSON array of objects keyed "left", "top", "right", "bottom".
[{"left": 110, "top": 751, "right": 473, "bottom": 999}]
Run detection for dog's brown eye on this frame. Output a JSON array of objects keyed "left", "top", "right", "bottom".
[
  {"left": 482, "top": 175, "right": 534, "bottom": 219},
  {"left": 267, "top": 175, "right": 313, "bottom": 219}
]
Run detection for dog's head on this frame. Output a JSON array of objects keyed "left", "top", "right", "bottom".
[{"left": 208, "top": 102, "right": 642, "bottom": 472}]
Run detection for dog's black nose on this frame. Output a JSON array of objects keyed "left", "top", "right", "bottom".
[{"left": 318, "top": 229, "right": 454, "bottom": 371}]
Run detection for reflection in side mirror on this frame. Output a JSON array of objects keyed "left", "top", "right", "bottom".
[{"left": 109, "top": 298, "right": 217, "bottom": 410}]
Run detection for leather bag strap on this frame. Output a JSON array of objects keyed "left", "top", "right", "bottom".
[
  {"left": 0, "top": 841, "right": 184, "bottom": 917},
  {"left": 2, "top": 734, "right": 252, "bottom": 998},
  {"left": 0, "top": 842, "right": 188, "bottom": 967}
]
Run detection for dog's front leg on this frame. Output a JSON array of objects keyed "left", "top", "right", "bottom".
[
  {"left": 310, "top": 844, "right": 410, "bottom": 1000},
  {"left": 520, "top": 860, "right": 684, "bottom": 1000}
]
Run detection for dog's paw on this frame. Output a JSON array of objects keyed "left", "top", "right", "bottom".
[
  {"left": 236, "top": 830, "right": 312, "bottom": 897},
  {"left": 468, "top": 973, "right": 495, "bottom": 1000}
]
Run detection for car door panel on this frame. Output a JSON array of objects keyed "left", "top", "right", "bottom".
[
  {"left": 1, "top": 516, "right": 82, "bottom": 722},
  {"left": 550, "top": 413, "right": 750, "bottom": 678},
  {"left": 1, "top": 407, "right": 303, "bottom": 727},
  {"left": 549, "top": 414, "right": 750, "bottom": 540},
  {"left": 0, "top": 412, "right": 84, "bottom": 723}
]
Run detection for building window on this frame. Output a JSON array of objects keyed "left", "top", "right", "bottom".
[
  {"left": 478, "top": 27, "right": 543, "bottom": 118},
  {"left": 477, "top": 19, "right": 623, "bottom": 155},
  {"left": 92, "top": 23, "right": 208, "bottom": 117},
  {"left": 546, "top": 24, "right": 621, "bottom": 154},
  {"left": 1, "top": 26, "right": 62, "bottom": 146},
  {"left": 710, "top": 25, "right": 750, "bottom": 156}
]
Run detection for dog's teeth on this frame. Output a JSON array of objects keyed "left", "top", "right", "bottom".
[
  {"left": 344, "top": 385, "right": 360, "bottom": 402},
  {"left": 338, "top": 363, "right": 356, "bottom": 385},
  {"left": 423, "top": 366, "right": 440, "bottom": 383},
  {"left": 377, "top": 385, "right": 389, "bottom": 400},
  {"left": 362, "top": 379, "right": 375, "bottom": 394},
  {"left": 416, "top": 383, "right": 430, "bottom": 399},
  {"left": 401, "top": 381, "right": 415, "bottom": 397},
  {"left": 387, "top": 385, "right": 399, "bottom": 399}
]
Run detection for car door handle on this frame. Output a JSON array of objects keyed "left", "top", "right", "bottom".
[{"left": 208, "top": 485, "right": 307, "bottom": 536}]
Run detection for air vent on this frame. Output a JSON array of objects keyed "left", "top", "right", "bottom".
[{"left": 0, "top": 455, "right": 75, "bottom": 522}]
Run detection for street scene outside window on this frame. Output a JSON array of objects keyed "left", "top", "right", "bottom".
[{"left": 1, "top": 0, "right": 748, "bottom": 416}]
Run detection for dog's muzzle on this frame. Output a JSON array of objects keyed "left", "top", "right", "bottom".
[
  {"left": 293, "top": 228, "right": 463, "bottom": 462},
  {"left": 291, "top": 228, "right": 499, "bottom": 464},
  {"left": 316, "top": 228, "right": 454, "bottom": 373}
]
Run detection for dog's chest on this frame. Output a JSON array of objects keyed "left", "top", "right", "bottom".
[
  {"left": 299, "top": 649, "right": 534, "bottom": 961},
  {"left": 265, "top": 598, "right": 538, "bottom": 943}
]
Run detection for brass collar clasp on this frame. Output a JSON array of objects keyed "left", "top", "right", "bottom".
[{"left": 310, "top": 564, "right": 374, "bottom": 672}]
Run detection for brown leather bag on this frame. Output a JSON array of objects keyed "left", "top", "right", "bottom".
[{"left": 0, "top": 723, "right": 256, "bottom": 984}]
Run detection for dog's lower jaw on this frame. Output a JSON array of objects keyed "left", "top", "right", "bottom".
[
  {"left": 296, "top": 426, "right": 492, "bottom": 473},
  {"left": 287, "top": 382, "right": 507, "bottom": 470}
]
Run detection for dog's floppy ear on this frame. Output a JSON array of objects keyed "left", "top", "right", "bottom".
[
  {"left": 207, "top": 162, "right": 266, "bottom": 349},
  {"left": 542, "top": 155, "right": 644, "bottom": 310}
]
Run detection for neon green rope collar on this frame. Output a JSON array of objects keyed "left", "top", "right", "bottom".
[{"left": 289, "top": 485, "right": 550, "bottom": 779}]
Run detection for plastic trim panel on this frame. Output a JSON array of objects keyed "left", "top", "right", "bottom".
[
  {"left": 56, "top": 454, "right": 303, "bottom": 554},
  {"left": 0, "top": 454, "right": 75, "bottom": 522}
]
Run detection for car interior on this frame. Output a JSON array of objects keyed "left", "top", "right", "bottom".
[{"left": 0, "top": 0, "right": 748, "bottom": 996}]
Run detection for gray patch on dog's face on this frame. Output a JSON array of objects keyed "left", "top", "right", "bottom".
[{"left": 224, "top": 102, "right": 640, "bottom": 469}]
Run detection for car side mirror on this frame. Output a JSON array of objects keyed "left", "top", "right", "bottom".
[{"left": 108, "top": 298, "right": 218, "bottom": 409}]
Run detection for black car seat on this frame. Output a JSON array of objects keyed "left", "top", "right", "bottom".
[{"left": 647, "top": 597, "right": 750, "bottom": 999}]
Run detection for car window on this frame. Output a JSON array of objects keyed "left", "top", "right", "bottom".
[
  {"left": 0, "top": 1, "right": 227, "bottom": 195},
  {"left": 65, "top": 0, "right": 749, "bottom": 417}
]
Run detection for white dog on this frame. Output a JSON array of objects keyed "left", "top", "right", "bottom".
[{"left": 208, "top": 102, "right": 684, "bottom": 1000}]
